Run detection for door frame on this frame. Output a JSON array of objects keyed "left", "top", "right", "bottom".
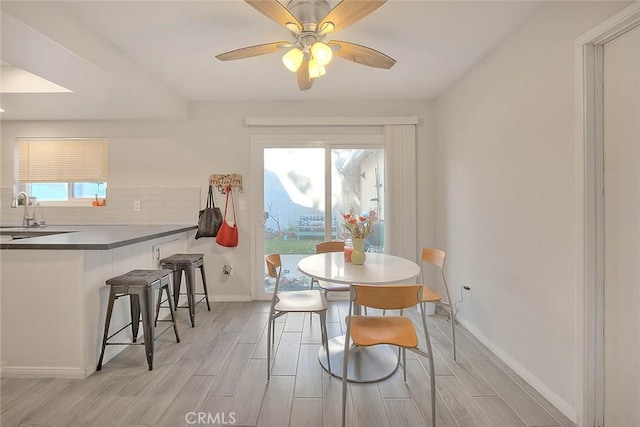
[
  {"left": 575, "top": 4, "right": 640, "bottom": 426},
  {"left": 250, "top": 133, "right": 384, "bottom": 301}
]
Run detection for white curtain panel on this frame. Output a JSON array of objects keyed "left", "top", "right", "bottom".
[{"left": 384, "top": 124, "right": 417, "bottom": 261}]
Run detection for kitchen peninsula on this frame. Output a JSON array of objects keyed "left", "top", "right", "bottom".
[{"left": 1, "top": 224, "right": 197, "bottom": 378}]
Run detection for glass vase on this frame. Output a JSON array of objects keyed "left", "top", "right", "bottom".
[{"left": 351, "top": 238, "right": 366, "bottom": 265}]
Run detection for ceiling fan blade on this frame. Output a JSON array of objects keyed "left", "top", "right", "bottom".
[
  {"left": 216, "top": 41, "right": 289, "bottom": 61},
  {"left": 297, "top": 60, "right": 313, "bottom": 91},
  {"left": 328, "top": 40, "right": 396, "bottom": 69},
  {"left": 245, "top": 0, "right": 302, "bottom": 32},
  {"left": 318, "top": 0, "right": 386, "bottom": 32}
]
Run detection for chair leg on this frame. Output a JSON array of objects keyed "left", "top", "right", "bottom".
[
  {"left": 139, "top": 288, "right": 155, "bottom": 371},
  {"left": 130, "top": 294, "right": 140, "bottom": 342},
  {"left": 271, "top": 318, "right": 276, "bottom": 347},
  {"left": 172, "top": 269, "right": 182, "bottom": 309},
  {"left": 341, "top": 323, "right": 350, "bottom": 427},
  {"left": 185, "top": 265, "right": 196, "bottom": 327},
  {"left": 199, "top": 264, "right": 211, "bottom": 311},
  {"left": 97, "top": 288, "right": 116, "bottom": 371},
  {"left": 164, "top": 284, "right": 180, "bottom": 343},
  {"left": 442, "top": 271, "right": 457, "bottom": 362},
  {"left": 154, "top": 285, "right": 162, "bottom": 327},
  {"left": 421, "top": 308, "right": 437, "bottom": 427},
  {"left": 429, "top": 354, "right": 436, "bottom": 427},
  {"left": 402, "top": 347, "right": 407, "bottom": 382},
  {"left": 320, "top": 311, "right": 330, "bottom": 374},
  {"left": 450, "top": 307, "right": 457, "bottom": 361},
  {"left": 267, "top": 309, "right": 274, "bottom": 382}
]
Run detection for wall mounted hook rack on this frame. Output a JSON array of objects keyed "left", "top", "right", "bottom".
[{"left": 210, "top": 174, "right": 243, "bottom": 194}]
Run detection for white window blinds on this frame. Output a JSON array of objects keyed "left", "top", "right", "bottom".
[{"left": 18, "top": 139, "right": 108, "bottom": 183}]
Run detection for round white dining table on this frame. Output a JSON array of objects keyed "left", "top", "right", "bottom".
[{"left": 298, "top": 252, "right": 421, "bottom": 382}]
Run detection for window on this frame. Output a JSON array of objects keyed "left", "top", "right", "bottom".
[{"left": 17, "top": 138, "right": 108, "bottom": 204}]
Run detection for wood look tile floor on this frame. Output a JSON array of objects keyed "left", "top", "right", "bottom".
[{"left": 1, "top": 301, "right": 575, "bottom": 427}]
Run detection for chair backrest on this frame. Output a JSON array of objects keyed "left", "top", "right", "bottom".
[
  {"left": 265, "top": 253, "right": 282, "bottom": 294},
  {"left": 351, "top": 283, "right": 422, "bottom": 310},
  {"left": 420, "top": 247, "right": 449, "bottom": 303},
  {"left": 421, "top": 248, "right": 446, "bottom": 268},
  {"left": 316, "top": 240, "right": 344, "bottom": 254}
]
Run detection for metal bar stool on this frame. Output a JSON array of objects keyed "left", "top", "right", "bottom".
[
  {"left": 159, "top": 254, "right": 211, "bottom": 327},
  {"left": 97, "top": 269, "right": 180, "bottom": 371}
]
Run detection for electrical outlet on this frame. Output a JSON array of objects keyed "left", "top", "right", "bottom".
[
  {"left": 133, "top": 200, "right": 141, "bottom": 212},
  {"left": 462, "top": 284, "right": 472, "bottom": 298}
]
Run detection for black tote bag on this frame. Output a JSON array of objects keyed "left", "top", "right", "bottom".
[{"left": 195, "top": 185, "right": 223, "bottom": 239}]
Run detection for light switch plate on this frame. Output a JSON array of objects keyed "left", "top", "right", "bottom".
[{"left": 133, "top": 200, "right": 141, "bottom": 212}]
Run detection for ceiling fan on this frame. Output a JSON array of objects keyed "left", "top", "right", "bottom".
[{"left": 216, "top": 0, "right": 396, "bottom": 91}]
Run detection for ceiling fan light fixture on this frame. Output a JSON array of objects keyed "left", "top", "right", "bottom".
[
  {"left": 308, "top": 59, "right": 326, "bottom": 79},
  {"left": 282, "top": 47, "right": 304, "bottom": 72},
  {"left": 311, "top": 41, "right": 332, "bottom": 66},
  {"left": 286, "top": 22, "right": 301, "bottom": 33},
  {"left": 318, "top": 22, "right": 335, "bottom": 35}
]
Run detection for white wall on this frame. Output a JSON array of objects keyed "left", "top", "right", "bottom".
[
  {"left": 1, "top": 99, "right": 436, "bottom": 301},
  {"left": 434, "top": 1, "right": 629, "bottom": 419}
]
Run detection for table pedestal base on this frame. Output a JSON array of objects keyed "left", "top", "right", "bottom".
[{"left": 318, "top": 335, "right": 398, "bottom": 383}]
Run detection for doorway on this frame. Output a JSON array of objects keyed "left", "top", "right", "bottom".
[
  {"left": 577, "top": 4, "right": 640, "bottom": 426},
  {"left": 251, "top": 135, "right": 384, "bottom": 300},
  {"left": 602, "top": 23, "right": 640, "bottom": 427}
]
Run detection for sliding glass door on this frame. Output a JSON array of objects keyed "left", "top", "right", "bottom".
[{"left": 251, "top": 135, "right": 384, "bottom": 299}]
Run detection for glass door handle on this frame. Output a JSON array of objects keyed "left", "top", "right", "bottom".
[{"left": 258, "top": 211, "right": 267, "bottom": 226}]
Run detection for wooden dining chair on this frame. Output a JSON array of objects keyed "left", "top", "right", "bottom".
[
  {"left": 421, "top": 248, "right": 457, "bottom": 361},
  {"left": 341, "top": 283, "right": 436, "bottom": 427},
  {"left": 265, "top": 253, "right": 331, "bottom": 381}
]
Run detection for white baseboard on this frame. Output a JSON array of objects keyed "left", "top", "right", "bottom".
[
  {"left": 210, "top": 295, "right": 252, "bottom": 302},
  {"left": 1, "top": 366, "right": 87, "bottom": 379},
  {"left": 458, "top": 317, "right": 577, "bottom": 423},
  {"left": 210, "top": 294, "right": 347, "bottom": 302}
]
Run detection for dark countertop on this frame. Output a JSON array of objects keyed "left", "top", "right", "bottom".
[{"left": 0, "top": 224, "right": 197, "bottom": 250}]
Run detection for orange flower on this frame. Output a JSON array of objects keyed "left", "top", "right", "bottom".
[{"left": 341, "top": 208, "right": 375, "bottom": 239}]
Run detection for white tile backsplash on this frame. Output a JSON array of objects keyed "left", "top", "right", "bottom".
[{"left": 0, "top": 187, "right": 201, "bottom": 225}]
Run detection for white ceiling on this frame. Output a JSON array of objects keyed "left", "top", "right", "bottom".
[{"left": 0, "top": 1, "right": 542, "bottom": 121}]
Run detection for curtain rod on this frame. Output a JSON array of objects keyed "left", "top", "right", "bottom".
[{"left": 245, "top": 116, "right": 419, "bottom": 127}]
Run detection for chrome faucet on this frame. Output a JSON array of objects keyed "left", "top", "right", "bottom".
[{"left": 11, "top": 191, "right": 35, "bottom": 227}]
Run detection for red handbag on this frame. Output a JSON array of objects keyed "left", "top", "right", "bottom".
[{"left": 216, "top": 186, "right": 239, "bottom": 247}]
